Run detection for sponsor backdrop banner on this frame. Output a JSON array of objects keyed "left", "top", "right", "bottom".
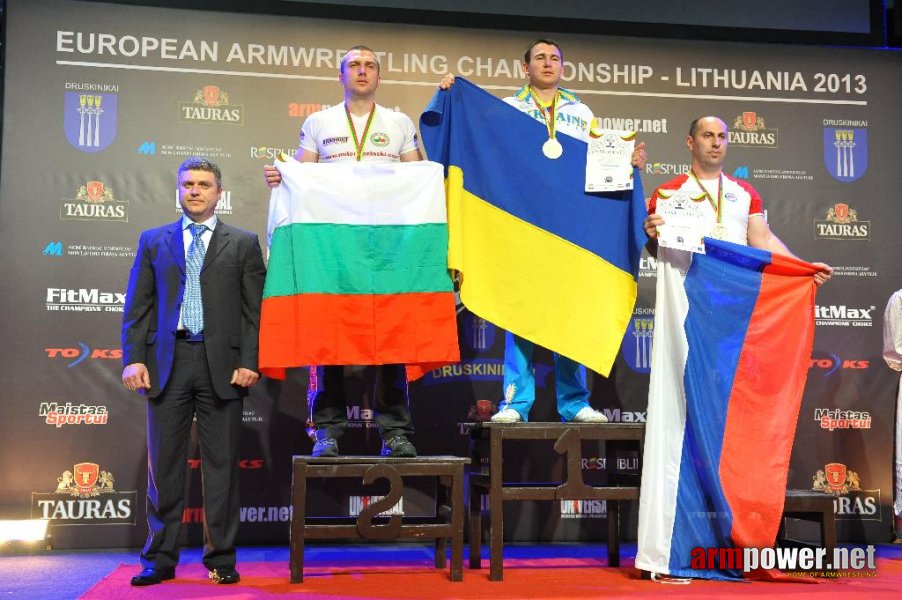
[{"left": 1, "top": 0, "right": 899, "bottom": 548}]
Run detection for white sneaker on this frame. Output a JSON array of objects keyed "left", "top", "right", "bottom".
[
  {"left": 490, "top": 408, "right": 523, "bottom": 423},
  {"left": 571, "top": 406, "right": 608, "bottom": 423}
]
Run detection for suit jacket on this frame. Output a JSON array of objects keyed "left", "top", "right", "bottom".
[{"left": 121, "top": 219, "right": 266, "bottom": 399}]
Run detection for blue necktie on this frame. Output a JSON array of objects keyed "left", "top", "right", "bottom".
[{"left": 183, "top": 223, "right": 206, "bottom": 335}]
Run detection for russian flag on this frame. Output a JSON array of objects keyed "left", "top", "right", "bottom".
[{"left": 636, "top": 238, "right": 818, "bottom": 579}]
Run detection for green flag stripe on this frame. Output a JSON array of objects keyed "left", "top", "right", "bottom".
[{"left": 264, "top": 222, "right": 453, "bottom": 297}]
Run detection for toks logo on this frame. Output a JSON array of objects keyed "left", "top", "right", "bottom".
[
  {"left": 808, "top": 353, "right": 870, "bottom": 376},
  {"left": 31, "top": 463, "right": 137, "bottom": 525},
  {"left": 46, "top": 343, "right": 121, "bottom": 367},
  {"left": 812, "top": 463, "right": 880, "bottom": 520}
]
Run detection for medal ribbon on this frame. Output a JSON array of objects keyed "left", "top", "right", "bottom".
[
  {"left": 529, "top": 87, "right": 559, "bottom": 140},
  {"left": 344, "top": 102, "right": 376, "bottom": 161},
  {"left": 689, "top": 169, "right": 723, "bottom": 224}
]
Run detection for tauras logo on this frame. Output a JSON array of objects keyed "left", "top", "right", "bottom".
[
  {"left": 60, "top": 181, "right": 128, "bottom": 222},
  {"left": 812, "top": 463, "right": 880, "bottom": 520},
  {"left": 180, "top": 85, "right": 243, "bottom": 124},
  {"left": 31, "top": 463, "right": 136, "bottom": 525},
  {"left": 814, "top": 203, "right": 870, "bottom": 240}
]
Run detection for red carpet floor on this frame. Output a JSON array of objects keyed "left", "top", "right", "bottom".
[{"left": 82, "top": 556, "right": 901, "bottom": 599}]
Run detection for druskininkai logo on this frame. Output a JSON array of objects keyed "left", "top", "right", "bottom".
[
  {"left": 823, "top": 127, "right": 868, "bottom": 182},
  {"left": 63, "top": 87, "right": 118, "bottom": 152}
]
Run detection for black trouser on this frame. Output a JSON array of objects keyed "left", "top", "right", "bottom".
[
  {"left": 307, "top": 364, "right": 413, "bottom": 440},
  {"left": 142, "top": 340, "right": 242, "bottom": 571}
]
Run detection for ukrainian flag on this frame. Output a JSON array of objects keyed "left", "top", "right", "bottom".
[{"left": 420, "top": 78, "right": 646, "bottom": 376}]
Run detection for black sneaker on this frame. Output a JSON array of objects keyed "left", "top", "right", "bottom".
[
  {"left": 381, "top": 435, "right": 417, "bottom": 457},
  {"left": 311, "top": 434, "right": 339, "bottom": 458}
]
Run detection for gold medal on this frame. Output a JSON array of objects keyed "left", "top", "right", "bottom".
[
  {"left": 542, "top": 138, "right": 563, "bottom": 159},
  {"left": 709, "top": 223, "right": 728, "bottom": 240}
]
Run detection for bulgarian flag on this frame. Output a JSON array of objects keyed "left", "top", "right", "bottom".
[{"left": 259, "top": 156, "right": 460, "bottom": 381}]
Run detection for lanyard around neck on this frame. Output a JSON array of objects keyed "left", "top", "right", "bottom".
[
  {"left": 689, "top": 169, "right": 723, "bottom": 224},
  {"left": 528, "top": 87, "right": 559, "bottom": 140},
  {"left": 344, "top": 102, "right": 376, "bottom": 161}
]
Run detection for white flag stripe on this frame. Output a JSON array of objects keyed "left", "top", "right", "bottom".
[
  {"left": 268, "top": 159, "right": 447, "bottom": 241},
  {"left": 635, "top": 247, "right": 693, "bottom": 575}
]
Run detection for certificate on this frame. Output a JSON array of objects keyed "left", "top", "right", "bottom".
[
  {"left": 655, "top": 191, "right": 707, "bottom": 254},
  {"left": 585, "top": 129, "right": 635, "bottom": 192}
]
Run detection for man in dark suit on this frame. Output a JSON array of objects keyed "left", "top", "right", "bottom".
[{"left": 121, "top": 157, "right": 265, "bottom": 586}]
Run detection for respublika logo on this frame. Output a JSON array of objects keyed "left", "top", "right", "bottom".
[
  {"left": 180, "top": 85, "right": 243, "bottom": 124},
  {"left": 814, "top": 304, "right": 874, "bottom": 327},
  {"left": 251, "top": 145, "right": 299, "bottom": 160},
  {"left": 622, "top": 308, "right": 654, "bottom": 374},
  {"left": 46, "top": 343, "right": 122, "bottom": 367},
  {"left": 823, "top": 120, "right": 868, "bottom": 182},
  {"left": 812, "top": 463, "right": 880, "bottom": 520},
  {"left": 560, "top": 499, "right": 607, "bottom": 519},
  {"left": 814, "top": 203, "right": 870, "bottom": 240},
  {"left": 175, "top": 189, "right": 232, "bottom": 215},
  {"left": 645, "top": 162, "right": 690, "bottom": 176},
  {"left": 46, "top": 288, "right": 125, "bottom": 313},
  {"left": 730, "top": 111, "right": 778, "bottom": 148},
  {"left": 38, "top": 402, "right": 109, "bottom": 427},
  {"left": 32, "top": 463, "right": 137, "bottom": 525},
  {"left": 63, "top": 83, "right": 118, "bottom": 152},
  {"left": 60, "top": 181, "right": 128, "bottom": 222}
]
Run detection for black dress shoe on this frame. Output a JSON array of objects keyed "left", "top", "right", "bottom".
[
  {"left": 130, "top": 566, "right": 175, "bottom": 586},
  {"left": 209, "top": 566, "right": 240, "bottom": 584}
]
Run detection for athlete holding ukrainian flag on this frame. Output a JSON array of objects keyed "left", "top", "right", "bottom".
[{"left": 439, "top": 38, "right": 647, "bottom": 424}]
